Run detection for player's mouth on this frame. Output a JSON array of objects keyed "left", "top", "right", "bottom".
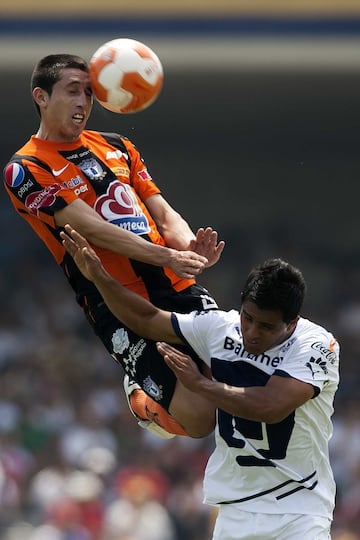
[
  {"left": 243, "top": 339, "right": 261, "bottom": 354},
  {"left": 72, "top": 113, "right": 85, "bottom": 124}
]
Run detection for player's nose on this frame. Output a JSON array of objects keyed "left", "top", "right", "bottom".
[
  {"left": 245, "top": 324, "right": 260, "bottom": 341},
  {"left": 77, "top": 90, "right": 89, "bottom": 107}
]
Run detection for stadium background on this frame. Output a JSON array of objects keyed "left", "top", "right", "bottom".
[{"left": 0, "top": 2, "right": 360, "bottom": 539}]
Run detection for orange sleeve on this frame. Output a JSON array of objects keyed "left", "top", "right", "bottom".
[
  {"left": 6, "top": 159, "right": 79, "bottom": 228},
  {"left": 121, "top": 138, "right": 161, "bottom": 201}
]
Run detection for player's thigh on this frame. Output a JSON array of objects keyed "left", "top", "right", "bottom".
[
  {"left": 213, "top": 506, "right": 331, "bottom": 540},
  {"left": 277, "top": 514, "right": 332, "bottom": 540},
  {"left": 154, "top": 283, "right": 218, "bottom": 313},
  {"left": 169, "top": 379, "right": 216, "bottom": 438},
  {"left": 89, "top": 303, "right": 177, "bottom": 410}
]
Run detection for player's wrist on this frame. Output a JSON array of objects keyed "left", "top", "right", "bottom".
[
  {"left": 91, "top": 266, "right": 115, "bottom": 288},
  {"left": 162, "top": 246, "right": 177, "bottom": 268}
]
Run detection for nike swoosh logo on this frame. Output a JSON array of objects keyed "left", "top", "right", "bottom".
[{"left": 52, "top": 164, "right": 70, "bottom": 176}]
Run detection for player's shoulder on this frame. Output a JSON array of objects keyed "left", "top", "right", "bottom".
[
  {"left": 191, "top": 308, "right": 239, "bottom": 327},
  {"left": 84, "top": 130, "right": 134, "bottom": 160},
  {"left": 85, "top": 129, "right": 130, "bottom": 144},
  {"left": 296, "top": 317, "right": 336, "bottom": 341},
  {"left": 4, "top": 139, "right": 53, "bottom": 188},
  {"left": 294, "top": 317, "right": 339, "bottom": 357},
  {"left": 221, "top": 308, "right": 240, "bottom": 323},
  {"left": 5, "top": 138, "right": 33, "bottom": 165}
]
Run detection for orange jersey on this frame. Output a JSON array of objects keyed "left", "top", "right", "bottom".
[{"left": 4, "top": 130, "right": 194, "bottom": 299}]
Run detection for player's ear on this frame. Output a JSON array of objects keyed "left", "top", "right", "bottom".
[
  {"left": 32, "top": 87, "right": 49, "bottom": 108},
  {"left": 286, "top": 316, "right": 300, "bottom": 333}
]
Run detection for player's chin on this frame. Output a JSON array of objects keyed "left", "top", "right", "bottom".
[
  {"left": 71, "top": 122, "right": 85, "bottom": 134},
  {"left": 243, "top": 340, "right": 263, "bottom": 355},
  {"left": 62, "top": 124, "right": 83, "bottom": 141}
]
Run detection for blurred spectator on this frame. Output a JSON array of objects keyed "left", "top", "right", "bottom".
[
  {"left": 103, "top": 466, "right": 174, "bottom": 540},
  {"left": 3, "top": 521, "right": 35, "bottom": 540},
  {"left": 28, "top": 463, "right": 72, "bottom": 517},
  {"left": 29, "top": 498, "right": 92, "bottom": 540},
  {"left": 0, "top": 429, "right": 34, "bottom": 519},
  {"left": 64, "top": 470, "right": 105, "bottom": 540},
  {"left": 59, "top": 398, "right": 118, "bottom": 469}
]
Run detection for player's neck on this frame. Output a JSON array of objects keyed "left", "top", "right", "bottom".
[{"left": 35, "top": 125, "right": 82, "bottom": 143}]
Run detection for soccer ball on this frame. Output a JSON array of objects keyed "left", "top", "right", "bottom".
[{"left": 89, "top": 38, "right": 163, "bottom": 114}]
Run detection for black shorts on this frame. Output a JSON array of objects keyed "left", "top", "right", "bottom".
[{"left": 81, "top": 283, "right": 218, "bottom": 411}]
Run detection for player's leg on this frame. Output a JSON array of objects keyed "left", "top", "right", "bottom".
[
  {"left": 126, "top": 376, "right": 215, "bottom": 438},
  {"left": 169, "top": 379, "right": 216, "bottom": 437},
  {"left": 212, "top": 507, "right": 332, "bottom": 539},
  {"left": 124, "top": 375, "right": 187, "bottom": 437},
  {"left": 152, "top": 283, "right": 217, "bottom": 436},
  {"left": 125, "top": 342, "right": 216, "bottom": 438},
  {"left": 85, "top": 287, "right": 216, "bottom": 437}
]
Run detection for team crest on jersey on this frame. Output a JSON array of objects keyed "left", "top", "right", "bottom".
[
  {"left": 4, "top": 163, "right": 25, "bottom": 187},
  {"left": 143, "top": 376, "right": 163, "bottom": 401},
  {"left": 79, "top": 157, "right": 106, "bottom": 180},
  {"left": 112, "top": 328, "right": 130, "bottom": 354}
]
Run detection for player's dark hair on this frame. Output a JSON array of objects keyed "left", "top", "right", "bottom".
[
  {"left": 30, "top": 54, "right": 89, "bottom": 116},
  {"left": 241, "top": 258, "right": 306, "bottom": 323}
]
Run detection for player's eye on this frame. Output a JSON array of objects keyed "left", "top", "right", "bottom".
[{"left": 68, "top": 86, "right": 79, "bottom": 95}]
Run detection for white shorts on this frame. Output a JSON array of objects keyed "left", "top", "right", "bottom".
[{"left": 212, "top": 506, "right": 332, "bottom": 540}]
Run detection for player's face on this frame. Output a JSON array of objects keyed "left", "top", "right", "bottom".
[
  {"left": 37, "top": 68, "right": 93, "bottom": 142},
  {"left": 240, "top": 300, "right": 298, "bottom": 355}
]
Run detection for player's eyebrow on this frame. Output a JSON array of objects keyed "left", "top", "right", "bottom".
[{"left": 242, "top": 307, "right": 277, "bottom": 329}]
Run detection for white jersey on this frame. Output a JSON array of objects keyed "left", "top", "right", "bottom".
[{"left": 172, "top": 309, "right": 339, "bottom": 519}]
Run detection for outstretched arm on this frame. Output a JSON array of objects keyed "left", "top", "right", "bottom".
[
  {"left": 145, "top": 194, "right": 196, "bottom": 251},
  {"left": 158, "top": 342, "right": 315, "bottom": 423},
  {"left": 60, "top": 224, "right": 182, "bottom": 344},
  {"left": 145, "top": 195, "right": 225, "bottom": 267},
  {"left": 189, "top": 227, "right": 225, "bottom": 268},
  {"left": 55, "top": 199, "right": 208, "bottom": 279}
]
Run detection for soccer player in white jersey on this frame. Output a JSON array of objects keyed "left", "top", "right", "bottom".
[{"left": 61, "top": 225, "right": 340, "bottom": 540}]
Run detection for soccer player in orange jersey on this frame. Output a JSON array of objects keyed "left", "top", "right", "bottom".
[{"left": 3, "top": 54, "right": 224, "bottom": 438}]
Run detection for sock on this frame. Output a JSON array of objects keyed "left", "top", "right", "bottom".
[{"left": 130, "top": 389, "right": 188, "bottom": 436}]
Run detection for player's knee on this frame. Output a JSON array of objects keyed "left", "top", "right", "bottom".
[
  {"left": 169, "top": 405, "right": 216, "bottom": 438},
  {"left": 169, "top": 382, "right": 216, "bottom": 438},
  {"left": 184, "top": 417, "right": 216, "bottom": 438}
]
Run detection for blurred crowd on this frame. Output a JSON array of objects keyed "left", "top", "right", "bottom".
[{"left": 0, "top": 233, "right": 360, "bottom": 540}]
